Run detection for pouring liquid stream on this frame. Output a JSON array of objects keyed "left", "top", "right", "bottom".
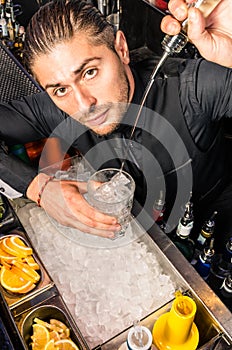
[
  {"left": 119, "top": 51, "right": 169, "bottom": 173},
  {"left": 119, "top": 0, "right": 221, "bottom": 173}
]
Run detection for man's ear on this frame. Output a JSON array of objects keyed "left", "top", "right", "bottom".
[{"left": 114, "top": 30, "right": 130, "bottom": 64}]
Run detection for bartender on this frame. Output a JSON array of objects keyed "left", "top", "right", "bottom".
[{"left": 0, "top": 0, "right": 231, "bottom": 250}]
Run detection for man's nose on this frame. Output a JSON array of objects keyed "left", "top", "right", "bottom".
[{"left": 73, "top": 86, "right": 97, "bottom": 110}]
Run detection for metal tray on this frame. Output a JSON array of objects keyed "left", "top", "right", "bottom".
[
  {"left": 96, "top": 292, "right": 232, "bottom": 349},
  {"left": 15, "top": 292, "right": 90, "bottom": 350},
  {"left": 0, "top": 228, "right": 54, "bottom": 309}
]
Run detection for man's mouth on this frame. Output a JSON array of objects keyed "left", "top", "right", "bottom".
[{"left": 87, "top": 109, "right": 109, "bottom": 127}]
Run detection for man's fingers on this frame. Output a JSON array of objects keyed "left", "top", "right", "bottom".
[
  {"left": 168, "top": 0, "right": 188, "bottom": 21},
  {"left": 69, "top": 193, "right": 118, "bottom": 224},
  {"left": 161, "top": 15, "right": 182, "bottom": 35},
  {"left": 71, "top": 221, "right": 117, "bottom": 239},
  {"left": 188, "top": 7, "right": 206, "bottom": 41}
]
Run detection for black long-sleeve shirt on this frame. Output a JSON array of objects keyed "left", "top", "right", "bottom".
[{"left": 0, "top": 57, "right": 231, "bottom": 216}]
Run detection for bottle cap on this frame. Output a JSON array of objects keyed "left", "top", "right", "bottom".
[{"left": 127, "top": 325, "right": 152, "bottom": 350}]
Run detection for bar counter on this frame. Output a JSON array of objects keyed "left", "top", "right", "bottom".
[{"left": 0, "top": 198, "right": 232, "bottom": 349}]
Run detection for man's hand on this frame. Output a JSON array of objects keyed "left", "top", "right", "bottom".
[
  {"left": 26, "top": 173, "right": 121, "bottom": 239},
  {"left": 160, "top": 0, "right": 232, "bottom": 67}
]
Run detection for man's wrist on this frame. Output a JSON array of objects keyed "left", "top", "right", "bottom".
[{"left": 26, "top": 173, "right": 52, "bottom": 204}]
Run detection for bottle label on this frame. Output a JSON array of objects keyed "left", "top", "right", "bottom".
[
  {"left": 220, "top": 278, "right": 232, "bottom": 294},
  {"left": 197, "top": 234, "right": 206, "bottom": 246},
  {"left": 176, "top": 221, "right": 193, "bottom": 237},
  {"left": 153, "top": 208, "right": 164, "bottom": 222}
]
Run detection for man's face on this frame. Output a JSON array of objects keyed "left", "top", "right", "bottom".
[{"left": 32, "top": 32, "right": 134, "bottom": 135}]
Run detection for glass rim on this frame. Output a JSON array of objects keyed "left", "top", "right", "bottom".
[{"left": 87, "top": 167, "right": 135, "bottom": 204}]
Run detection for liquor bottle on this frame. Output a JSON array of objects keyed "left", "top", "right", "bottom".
[
  {"left": 171, "top": 200, "right": 195, "bottom": 261},
  {"left": 154, "top": 0, "right": 169, "bottom": 11},
  {"left": 9, "top": 144, "right": 30, "bottom": 164},
  {"left": 195, "top": 239, "right": 215, "bottom": 280},
  {"left": 196, "top": 211, "right": 217, "bottom": 250},
  {"left": 13, "top": 25, "right": 25, "bottom": 60},
  {"left": 118, "top": 320, "right": 154, "bottom": 350},
  {"left": 0, "top": 17, "right": 8, "bottom": 38},
  {"left": 207, "top": 237, "right": 232, "bottom": 293},
  {"left": 152, "top": 190, "right": 166, "bottom": 231},
  {"left": 220, "top": 274, "right": 232, "bottom": 311}
]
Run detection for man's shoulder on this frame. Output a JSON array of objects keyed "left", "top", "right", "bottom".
[{"left": 129, "top": 47, "right": 191, "bottom": 78}]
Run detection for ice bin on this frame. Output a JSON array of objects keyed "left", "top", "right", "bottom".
[{"left": 0, "top": 196, "right": 231, "bottom": 350}]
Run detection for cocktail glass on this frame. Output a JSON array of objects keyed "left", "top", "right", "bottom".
[{"left": 87, "top": 168, "right": 135, "bottom": 239}]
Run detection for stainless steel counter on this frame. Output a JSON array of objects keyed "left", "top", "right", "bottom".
[{"left": 1, "top": 198, "right": 231, "bottom": 350}]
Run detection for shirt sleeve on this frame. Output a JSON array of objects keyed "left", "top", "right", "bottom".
[
  {"left": 0, "top": 91, "right": 67, "bottom": 145},
  {"left": 179, "top": 59, "right": 232, "bottom": 149},
  {"left": 195, "top": 60, "right": 232, "bottom": 121},
  {"left": 0, "top": 92, "right": 67, "bottom": 196},
  {"left": 0, "top": 144, "right": 37, "bottom": 197}
]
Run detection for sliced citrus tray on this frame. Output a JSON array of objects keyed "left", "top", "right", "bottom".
[
  {"left": 30, "top": 317, "right": 79, "bottom": 350},
  {"left": 19, "top": 303, "right": 88, "bottom": 350},
  {"left": 0, "top": 235, "right": 40, "bottom": 294},
  {"left": 0, "top": 230, "right": 54, "bottom": 308}
]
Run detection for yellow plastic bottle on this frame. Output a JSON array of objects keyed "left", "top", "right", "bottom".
[{"left": 152, "top": 292, "right": 199, "bottom": 350}]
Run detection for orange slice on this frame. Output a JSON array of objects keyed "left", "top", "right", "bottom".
[
  {"left": 50, "top": 319, "right": 70, "bottom": 336},
  {"left": 50, "top": 319, "right": 68, "bottom": 331},
  {"left": 31, "top": 343, "right": 45, "bottom": 350},
  {"left": 12, "top": 260, "right": 40, "bottom": 283},
  {"left": 45, "top": 339, "right": 56, "bottom": 350},
  {"left": 34, "top": 318, "right": 53, "bottom": 330},
  {"left": 0, "top": 246, "right": 17, "bottom": 263},
  {"left": 0, "top": 259, "right": 13, "bottom": 269},
  {"left": 60, "top": 329, "right": 70, "bottom": 339},
  {"left": 55, "top": 339, "right": 79, "bottom": 350},
  {"left": 10, "top": 265, "right": 38, "bottom": 283},
  {"left": 23, "top": 256, "right": 40, "bottom": 270},
  {"left": 49, "top": 330, "right": 60, "bottom": 342},
  {"left": 31, "top": 324, "right": 50, "bottom": 349},
  {"left": 0, "top": 239, "right": 17, "bottom": 256},
  {"left": 4, "top": 236, "right": 33, "bottom": 257},
  {"left": 0, "top": 266, "right": 35, "bottom": 293}
]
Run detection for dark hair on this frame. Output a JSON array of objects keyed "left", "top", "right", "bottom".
[{"left": 23, "top": 0, "right": 116, "bottom": 70}]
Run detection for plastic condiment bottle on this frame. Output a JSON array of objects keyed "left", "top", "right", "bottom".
[
  {"left": 152, "top": 291, "right": 199, "bottom": 350},
  {"left": 118, "top": 321, "right": 155, "bottom": 350}
]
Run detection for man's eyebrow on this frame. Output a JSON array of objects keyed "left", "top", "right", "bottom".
[{"left": 44, "top": 57, "right": 101, "bottom": 90}]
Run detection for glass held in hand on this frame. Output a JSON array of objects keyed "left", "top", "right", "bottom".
[{"left": 87, "top": 168, "right": 135, "bottom": 239}]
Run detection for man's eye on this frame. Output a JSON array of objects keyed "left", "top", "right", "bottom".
[
  {"left": 54, "top": 87, "right": 67, "bottom": 97},
  {"left": 84, "top": 68, "right": 97, "bottom": 80}
]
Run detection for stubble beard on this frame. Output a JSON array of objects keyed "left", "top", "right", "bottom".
[{"left": 74, "top": 67, "right": 131, "bottom": 136}]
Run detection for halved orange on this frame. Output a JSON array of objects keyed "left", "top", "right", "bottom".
[{"left": 0, "top": 266, "right": 35, "bottom": 293}]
